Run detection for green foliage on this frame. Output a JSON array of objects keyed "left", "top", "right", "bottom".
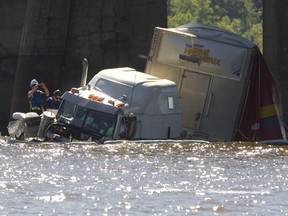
[{"left": 168, "top": 0, "right": 263, "bottom": 50}]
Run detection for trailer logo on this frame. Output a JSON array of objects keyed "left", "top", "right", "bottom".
[{"left": 180, "top": 44, "right": 221, "bottom": 66}]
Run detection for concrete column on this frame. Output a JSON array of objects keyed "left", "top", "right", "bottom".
[
  {"left": 61, "top": 0, "right": 167, "bottom": 91},
  {"left": 263, "top": 0, "right": 288, "bottom": 123},
  {"left": 0, "top": 0, "right": 27, "bottom": 133},
  {"left": 10, "top": 0, "right": 71, "bottom": 116}
]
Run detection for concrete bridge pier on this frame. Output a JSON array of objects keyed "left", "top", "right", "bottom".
[
  {"left": 263, "top": 0, "right": 288, "bottom": 123},
  {"left": 10, "top": 0, "right": 71, "bottom": 116},
  {"left": 2, "top": 0, "right": 167, "bottom": 135}
]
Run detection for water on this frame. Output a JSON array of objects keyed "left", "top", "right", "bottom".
[{"left": 0, "top": 138, "right": 287, "bottom": 215}]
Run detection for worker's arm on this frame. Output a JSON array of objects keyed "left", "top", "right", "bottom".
[
  {"left": 28, "top": 85, "right": 38, "bottom": 98},
  {"left": 41, "top": 82, "right": 50, "bottom": 97}
]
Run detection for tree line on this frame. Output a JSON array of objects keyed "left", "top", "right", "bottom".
[{"left": 168, "top": 0, "right": 263, "bottom": 50}]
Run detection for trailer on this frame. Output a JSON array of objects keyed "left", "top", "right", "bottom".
[{"left": 144, "top": 22, "right": 286, "bottom": 141}]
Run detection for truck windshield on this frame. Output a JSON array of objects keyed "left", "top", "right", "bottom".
[{"left": 57, "top": 100, "right": 116, "bottom": 137}]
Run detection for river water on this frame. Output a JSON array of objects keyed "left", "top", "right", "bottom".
[{"left": 0, "top": 138, "right": 287, "bottom": 215}]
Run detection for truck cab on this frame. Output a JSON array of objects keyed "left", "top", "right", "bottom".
[{"left": 45, "top": 67, "right": 181, "bottom": 142}]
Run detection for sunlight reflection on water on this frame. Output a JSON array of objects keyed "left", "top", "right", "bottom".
[{"left": 0, "top": 138, "right": 287, "bottom": 215}]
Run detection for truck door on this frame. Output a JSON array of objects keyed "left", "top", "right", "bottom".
[{"left": 179, "top": 70, "right": 211, "bottom": 130}]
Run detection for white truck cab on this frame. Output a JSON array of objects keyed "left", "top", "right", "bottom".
[{"left": 46, "top": 67, "right": 181, "bottom": 142}]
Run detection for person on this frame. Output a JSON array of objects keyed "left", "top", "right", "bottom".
[
  {"left": 28, "top": 79, "right": 50, "bottom": 114},
  {"left": 46, "top": 89, "right": 62, "bottom": 110}
]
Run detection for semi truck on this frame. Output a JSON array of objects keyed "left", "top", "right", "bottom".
[{"left": 8, "top": 22, "right": 287, "bottom": 143}]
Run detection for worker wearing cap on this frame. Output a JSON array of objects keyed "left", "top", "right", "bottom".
[
  {"left": 46, "top": 89, "right": 62, "bottom": 109},
  {"left": 28, "top": 79, "right": 50, "bottom": 114}
]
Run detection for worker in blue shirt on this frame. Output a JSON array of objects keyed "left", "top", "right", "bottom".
[
  {"left": 46, "top": 89, "right": 62, "bottom": 109},
  {"left": 28, "top": 79, "right": 50, "bottom": 114}
]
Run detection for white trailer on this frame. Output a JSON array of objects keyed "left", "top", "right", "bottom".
[{"left": 144, "top": 22, "right": 286, "bottom": 141}]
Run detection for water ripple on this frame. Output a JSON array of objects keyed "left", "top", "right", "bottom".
[{"left": 0, "top": 138, "right": 287, "bottom": 214}]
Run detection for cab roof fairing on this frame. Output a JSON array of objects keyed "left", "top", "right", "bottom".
[
  {"left": 88, "top": 67, "right": 176, "bottom": 90},
  {"left": 87, "top": 67, "right": 179, "bottom": 115}
]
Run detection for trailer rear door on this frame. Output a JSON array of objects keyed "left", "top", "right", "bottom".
[{"left": 180, "top": 70, "right": 211, "bottom": 130}]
